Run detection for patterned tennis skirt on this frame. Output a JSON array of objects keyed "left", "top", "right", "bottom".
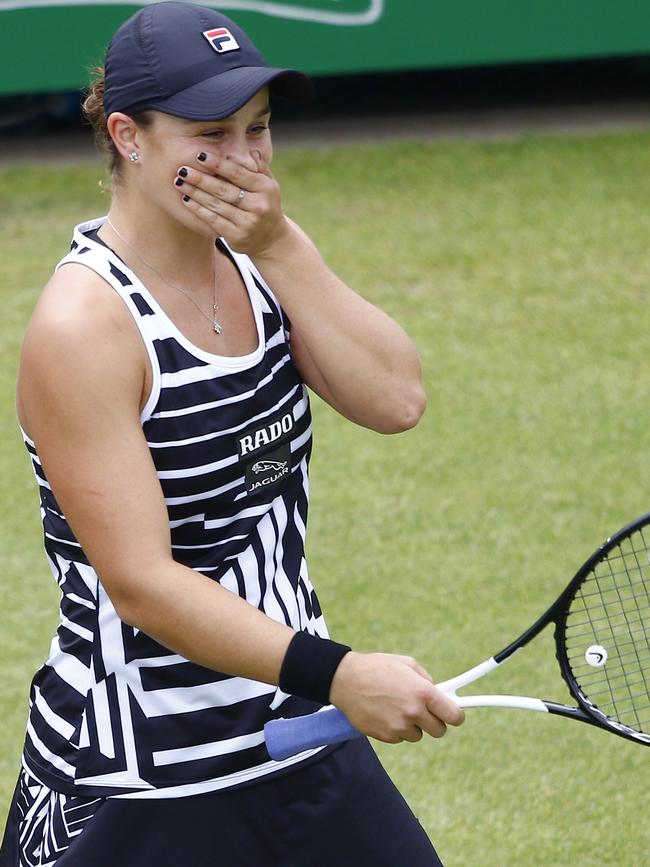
[
  {"left": 1, "top": 741, "right": 442, "bottom": 867},
  {"left": 0, "top": 769, "right": 102, "bottom": 867}
]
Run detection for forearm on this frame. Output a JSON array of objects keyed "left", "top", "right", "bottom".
[
  {"left": 253, "top": 220, "right": 426, "bottom": 432},
  {"left": 114, "top": 561, "right": 466, "bottom": 745},
  {"left": 114, "top": 557, "right": 294, "bottom": 685}
]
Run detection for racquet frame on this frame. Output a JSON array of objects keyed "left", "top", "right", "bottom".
[{"left": 265, "top": 513, "right": 650, "bottom": 760}]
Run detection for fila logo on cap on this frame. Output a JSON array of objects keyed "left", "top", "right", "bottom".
[{"left": 203, "top": 27, "right": 240, "bottom": 54}]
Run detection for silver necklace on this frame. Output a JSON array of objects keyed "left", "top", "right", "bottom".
[{"left": 105, "top": 217, "right": 223, "bottom": 335}]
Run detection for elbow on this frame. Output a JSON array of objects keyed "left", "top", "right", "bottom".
[
  {"left": 109, "top": 587, "right": 141, "bottom": 628},
  {"left": 99, "top": 567, "right": 157, "bottom": 630},
  {"left": 380, "top": 384, "right": 427, "bottom": 434},
  {"left": 398, "top": 385, "right": 427, "bottom": 432}
]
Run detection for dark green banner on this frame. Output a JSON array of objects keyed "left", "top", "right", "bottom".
[{"left": 2, "top": 1, "right": 650, "bottom": 96}]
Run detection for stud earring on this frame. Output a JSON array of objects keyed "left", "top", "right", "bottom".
[{"left": 128, "top": 152, "right": 139, "bottom": 162}]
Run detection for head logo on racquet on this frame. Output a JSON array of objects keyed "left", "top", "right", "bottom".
[{"left": 585, "top": 645, "right": 608, "bottom": 668}]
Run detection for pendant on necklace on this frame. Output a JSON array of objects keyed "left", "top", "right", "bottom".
[{"left": 213, "top": 303, "right": 223, "bottom": 335}]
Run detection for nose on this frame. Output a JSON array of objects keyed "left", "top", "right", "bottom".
[{"left": 225, "top": 134, "right": 257, "bottom": 170}]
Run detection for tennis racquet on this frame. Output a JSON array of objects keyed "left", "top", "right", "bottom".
[{"left": 265, "top": 512, "right": 650, "bottom": 760}]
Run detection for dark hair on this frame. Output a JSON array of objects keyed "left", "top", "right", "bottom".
[{"left": 82, "top": 68, "right": 155, "bottom": 178}]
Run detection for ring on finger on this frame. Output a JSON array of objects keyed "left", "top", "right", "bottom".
[{"left": 234, "top": 188, "right": 245, "bottom": 206}]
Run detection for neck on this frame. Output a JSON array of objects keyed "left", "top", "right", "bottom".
[
  {"left": 101, "top": 196, "right": 224, "bottom": 336},
  {"left": 101, "top": 193, "right": 217, "bottom": 286}
]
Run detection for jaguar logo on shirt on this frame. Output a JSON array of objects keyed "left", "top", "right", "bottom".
[
  {"left": 245, "top": 446, "right": 291, "bottom": 493},
  {"left": 251, "top": 459, "right": 288, "bottom": 474}
]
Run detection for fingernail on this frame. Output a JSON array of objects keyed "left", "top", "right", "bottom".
[
  {"left": 252, "top": 149, "right": 262, "bottom": 161},
  {"left": 197, "top": 152, "right": 207, "bottom": 162},
  {"left": 182, "top": 195, "right": 190, "bottom": 202},
  {"left": 178, "top": 167, "right": 188, "bottom": 178},
  {"left": 175, "top": 178, "right": 184, "bottom": 187}
]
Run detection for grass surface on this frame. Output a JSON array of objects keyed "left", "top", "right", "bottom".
[{"left": 2, "top": 130, "right": 650, "bottom": 864}]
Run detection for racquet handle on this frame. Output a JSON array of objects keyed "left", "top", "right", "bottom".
[
  {"left": 265, "top": 707, "right": 360, "bottom": 760},
  {"left": 264, "top": 691, "right": 546, "bottom": 759}
]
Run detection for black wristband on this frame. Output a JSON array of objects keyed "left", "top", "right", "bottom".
[{"left": 279, "top": 631, "right": 351, "bottom": 705}]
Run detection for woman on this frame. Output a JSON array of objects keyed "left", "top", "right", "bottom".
[{"left": 0, "top": 3, "right": 463, "bottom": 865}]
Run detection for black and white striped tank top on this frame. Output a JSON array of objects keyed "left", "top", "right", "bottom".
[{"left": 20, "top": 217, "right": 330, "bottom": 799}]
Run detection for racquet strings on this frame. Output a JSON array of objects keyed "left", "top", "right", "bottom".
[{"left": 563, "top": 526, "right": 650, "bottom": 734}]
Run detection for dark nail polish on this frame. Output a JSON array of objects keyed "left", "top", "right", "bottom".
[
  {"left": 182, "top": 195, "right": 190, "bottom": 202},
  {"left": 175, "top": 178, "right": 184, "bottom": 187},
  {"left": 178, "top": 167, "right": 188, "bottom": 178},
  {"left": 197, "top": 152, "right": 207, "bottom": 162}
]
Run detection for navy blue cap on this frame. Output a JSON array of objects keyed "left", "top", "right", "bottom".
[{"left": 104, "top": 2, "right": 314, "bottom": 119}]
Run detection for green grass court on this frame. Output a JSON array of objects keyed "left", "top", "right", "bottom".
[{"left": 1, "top": 129, "right": 649, "bottom": 865}]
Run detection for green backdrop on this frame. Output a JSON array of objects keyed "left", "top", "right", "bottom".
[{"left": 2, "top": 1, "right": 650, "bottom": 96}]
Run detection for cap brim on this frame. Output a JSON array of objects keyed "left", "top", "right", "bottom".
[{"left": 142, "top": 66, "right": 314, "bottom": 121}]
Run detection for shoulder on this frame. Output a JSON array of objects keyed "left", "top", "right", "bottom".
[
  {"left": 18, "top": 262, "right": 148, "bottom": 426},
  {"left": 26, "top": 261, "right": 144, "bottom": 358},
  {"left": 39, "top": 259, "right": 129, "bottom": 325}
]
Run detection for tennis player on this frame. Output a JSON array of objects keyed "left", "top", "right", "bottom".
[{"left": 0, "top": 4, "right": 464, "bottom": 865}]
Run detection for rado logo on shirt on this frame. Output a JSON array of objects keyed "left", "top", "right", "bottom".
[
  {"left": 237, "top": 412, "right": 295, "bottom": 494},
  {"left": 237, "top": 412, "right": 294, "bottom": 457}
]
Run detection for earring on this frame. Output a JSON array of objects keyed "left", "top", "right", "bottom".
[{"left": 128, "top": 152, "right": 139, "bottom": 162}]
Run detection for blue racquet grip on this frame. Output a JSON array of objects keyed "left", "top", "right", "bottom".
[{"left": 264, "top": 707, "right": 361, "bottom": 760}]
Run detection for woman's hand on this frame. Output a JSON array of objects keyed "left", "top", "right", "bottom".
[
  {"left": 176, "top": 148, "right": 427, "bottom": 436},
  {"left": 175, "top": 150, "right": 290, "bottom": 256},
  {"left": 329, "top": 652, "right": 465, "bottom": 744}
]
